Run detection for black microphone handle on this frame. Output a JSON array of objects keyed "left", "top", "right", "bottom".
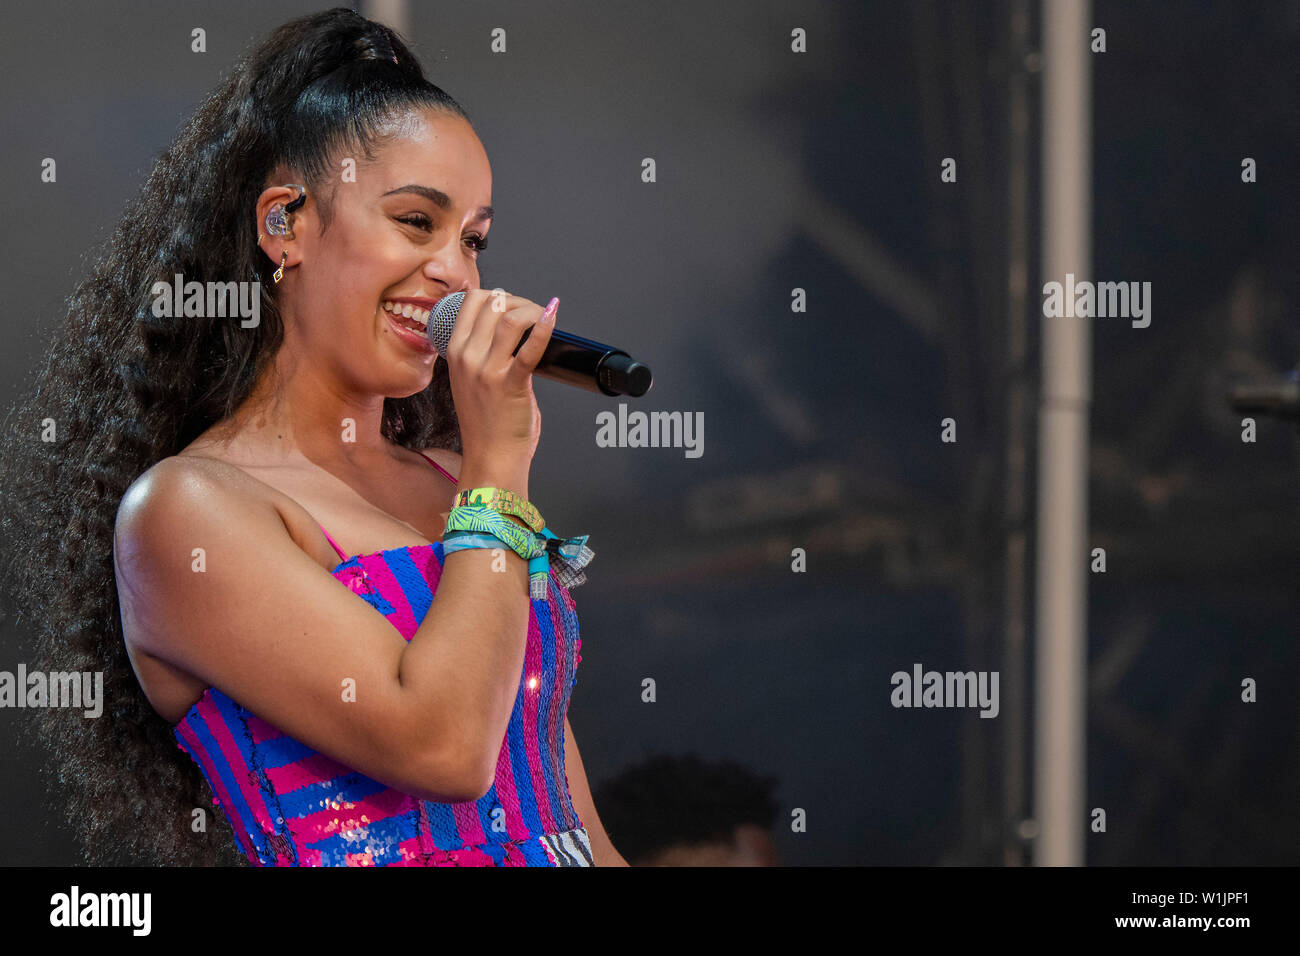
[{"left": 514, "top": 326, "right": 653, "bottom": 397}]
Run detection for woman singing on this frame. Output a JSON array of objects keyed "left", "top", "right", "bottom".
[{"left": 0, "top": 7, "right": 625, "bottom": 867}]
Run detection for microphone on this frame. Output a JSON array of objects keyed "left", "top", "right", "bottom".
[{"left": 427, "top": 291, "right": 653, "bottom": 397}]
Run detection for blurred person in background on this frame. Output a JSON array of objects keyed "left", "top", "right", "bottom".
[{"left": 595, "top": 753, "right": 779, "bottom": 866}]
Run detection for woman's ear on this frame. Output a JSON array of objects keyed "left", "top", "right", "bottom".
[{"left": 255, "top": 184, "right": 308, "bottom": 272}]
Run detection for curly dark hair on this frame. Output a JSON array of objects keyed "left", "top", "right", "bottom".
[
  {"left": 0, "top": 8, "right": 473, "bottom": 866},
  {"left": 592, "top": 753, "right": 780, "bottom": 864}
]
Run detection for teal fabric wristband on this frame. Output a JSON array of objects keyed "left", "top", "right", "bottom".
[{"left": 443, "top": 505, "right": 596, "bottom": 601}]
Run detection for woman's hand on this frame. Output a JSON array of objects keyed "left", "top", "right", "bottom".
[{"left": 443, "top": 290, "right": 558, "bottom": 491}]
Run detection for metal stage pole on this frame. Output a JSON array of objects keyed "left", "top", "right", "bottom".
[{"left": 1034, "top": 0, "right": 1092, "bottom": 867}]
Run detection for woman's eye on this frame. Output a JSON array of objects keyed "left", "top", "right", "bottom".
[{"left": 395, "top": 214, "right": 486, "bottom": 254}]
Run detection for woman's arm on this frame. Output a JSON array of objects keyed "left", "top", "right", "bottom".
[
  {"left": 564, "top": 715, "right": 629, "bottom": 866},
  {"left": 114, "top": 455, "right": 531, "bottom": 803}
]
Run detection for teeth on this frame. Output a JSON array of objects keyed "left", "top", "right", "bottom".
[{"left": 382, "top": 300, "right": 429, "bottom": 326}]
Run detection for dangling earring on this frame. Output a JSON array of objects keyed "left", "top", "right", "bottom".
[{"left": 273, "top": 250, "right": 288, "bottom": 284}]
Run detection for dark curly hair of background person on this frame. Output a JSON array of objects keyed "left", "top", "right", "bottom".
[{"left": 593, "top": 752, "right": 779, "bottom": 864}]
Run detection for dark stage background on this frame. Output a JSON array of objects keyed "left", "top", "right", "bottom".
[{"left": 0, "top": 0, "right": 1297, "bottom": 865}]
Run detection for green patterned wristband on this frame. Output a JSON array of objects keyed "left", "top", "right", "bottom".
[
  {"left": 452, "top": 486, "right": 545, "bottom": 533},
  {"left": 444, "top": 506, "right": 545, "bottom": 562}
]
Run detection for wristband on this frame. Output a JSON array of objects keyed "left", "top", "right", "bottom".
[
  {"left": 453, "top": 486, "right": 545, "bottom": 533},
  {"left": 443, "top": 505, "right": 595, "bottom": 601},
  {"left": 444, "top": 506, "right": 540, "bottom": 561},
  {"left": 441, "top": 531, "right": 516, "bottom": 557}
]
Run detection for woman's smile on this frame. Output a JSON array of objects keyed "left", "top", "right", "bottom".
[{"left": 381, "top": 302, "right": 437, "bottom": 353}]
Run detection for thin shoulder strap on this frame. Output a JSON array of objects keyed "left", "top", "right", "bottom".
[
  {"left": 416, "top": 450, "right": 458, "bottom": 485},
  {"left": 320, "top": 453, "right": 451, "bottom": 562},
  {"left": 318, "top": 525, "right": 348, "bottom": 561}
]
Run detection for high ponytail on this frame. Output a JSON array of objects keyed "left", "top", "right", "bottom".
[{"left": 0, "top": 7, "right": 469, "bottom": 865}]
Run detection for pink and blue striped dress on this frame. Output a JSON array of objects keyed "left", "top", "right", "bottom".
[{"left": 171, "top": 452, "right": 591, "bottom": 866}]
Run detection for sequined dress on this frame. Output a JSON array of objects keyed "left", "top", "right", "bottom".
[{"left": 171, "top": 453, "right": 591, "bottom": 866}]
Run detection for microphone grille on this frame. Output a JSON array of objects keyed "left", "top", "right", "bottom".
[{"left": 427, "top": 292, "right": 466, "bottom": 356}]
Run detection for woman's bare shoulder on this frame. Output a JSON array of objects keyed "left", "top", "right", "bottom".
[
  {"left": 120, "top": 452, "right": 273, "bottom": 517},
  {"left": 115, "top": 452, "right": 304, "bottom": 563}
]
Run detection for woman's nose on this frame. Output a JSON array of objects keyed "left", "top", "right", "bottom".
[{"left": 422, "top": 239, "right": 475, "bottom": 292}]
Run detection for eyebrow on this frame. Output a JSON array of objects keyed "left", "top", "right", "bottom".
[{"left": 381, "top": 184, "right": 493, "bottom": 223}]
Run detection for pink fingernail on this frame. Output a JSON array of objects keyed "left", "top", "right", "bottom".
[{"left": 542, "top": 296, "right": 560, "bottom": 319}]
